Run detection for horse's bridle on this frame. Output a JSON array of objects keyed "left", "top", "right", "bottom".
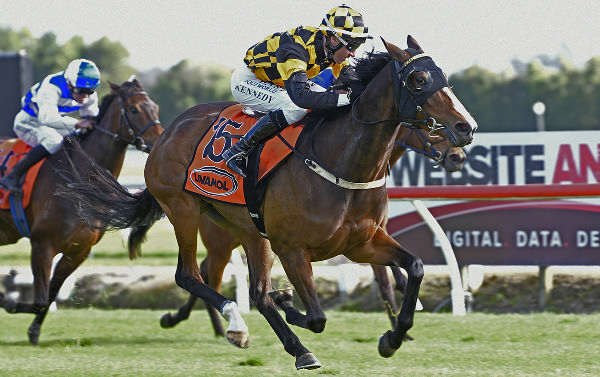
[
  {"left": 93, "top": 90, "right": 161, "bottom": 153},
  {"left": 394, "top": 129, "right": 446, "bottom": 166},
  {"left": 352, "top": 51, "right": 449, "bottom": 137}
]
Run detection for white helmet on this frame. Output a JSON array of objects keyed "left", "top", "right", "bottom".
[{"left": 64, "top": 59, "right": 101, "bottom": 89}]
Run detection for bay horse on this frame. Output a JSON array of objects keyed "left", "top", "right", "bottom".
[
  {"left": 59, "top": 36, "right": 477, "bottom": 369},
  {"left": 145, "top": 122, "right": 466, "bottom": 336},
  {"left": 0, "top": 79, "right": 163, "bottom": 344}
]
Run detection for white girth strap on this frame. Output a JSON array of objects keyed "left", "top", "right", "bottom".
[{"left": 305, "top": 159, "right": 386, "bottom": 190}]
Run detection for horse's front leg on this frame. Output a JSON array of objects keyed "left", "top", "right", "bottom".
[
  {"left": 346, "top": 228, "right": 423, "bottom": 358},
  {"left": 0, "top": 240, "right": 55, "bottom": 344},
  {"left": 244, "top": 238, "right": 321, "bottom": 370}
]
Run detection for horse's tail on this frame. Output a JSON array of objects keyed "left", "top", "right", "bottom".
[
  {"left": 56, "top": 165, "right": 164, "bottom": 232},
  {"left": 128, "top": 223, "right": 154, "bottom": 260}
]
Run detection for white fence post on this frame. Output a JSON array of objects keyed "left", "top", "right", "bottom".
[
  {"left": 412, "top": 199, "right": 466, "bottom": 315},
  {"left": 230, "top": 248, "right": 250, "bottom": 313}
]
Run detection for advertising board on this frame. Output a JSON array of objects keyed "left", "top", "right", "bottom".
[{"left": 387, "top": 131, "right": 600, "bottom": 266}]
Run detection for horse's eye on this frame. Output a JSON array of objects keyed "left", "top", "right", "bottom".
[
  {"left": 129, "top": 106, "right": 139, "bottom": 114},
  {"left": 416, "top": 76, "right": 427, "bottom": 86}
]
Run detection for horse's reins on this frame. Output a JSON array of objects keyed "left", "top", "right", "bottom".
[
  {"left": 93, "top": 90, "right": 161, "bottom": 153},
  {"left": 394, "top": 129, "right": 446, "bottom": 166}
]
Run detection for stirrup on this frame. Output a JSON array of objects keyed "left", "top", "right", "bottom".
[{"left": 0, "top": 176, "right": 23, "bottom": 194}]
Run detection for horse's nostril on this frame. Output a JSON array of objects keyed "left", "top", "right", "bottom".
[{"left": 455, "top": 123, "right": 470, "bottom": 133}]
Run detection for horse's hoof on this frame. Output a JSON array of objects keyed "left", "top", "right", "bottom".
[
  {"left": 159, "top": 313, "right": 176, "bottom": 328},
  {"left": 378, "top": 330, "right": 399, "bottom": 358},
  {"left": 226, "top": 330, "right": 249, "bottom": 349},
  {"left": 28, "top": 323, "right": 41, "bottom": 345},
  {"left": 295, "top": 352, "right": 321, "bottom": 370}
]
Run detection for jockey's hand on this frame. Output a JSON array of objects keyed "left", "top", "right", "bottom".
[{"left": 75, "top": 118, "right": 94, "bottom": 130}]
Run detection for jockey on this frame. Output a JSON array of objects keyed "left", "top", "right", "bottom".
[
  {"left": 0, "top": 58, "right": 101, "bottom": 193},
  {"left": 223, "top": 4, "right": 372, "bottom": 178}
]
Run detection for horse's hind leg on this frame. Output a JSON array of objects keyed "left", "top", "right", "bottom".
[
  {"left": 160, "top": 294, "right": 199, "bottom": 329},
  {"left": 200, "top": 245, "right": 233, "bottom": 337},
  {"left": 276, "top": 248, "right": 327, "bottom": 334},
  {"left": 391, "top": 266, "right": 408, "bottom": 293},
  {"left": 165, "top": 201, "right": 249, "bottom": 348},
  {"left": 376, "top": 265, "right": 414, "bottom": 340},
  {"left": 160, "top": 251, "right": 231, "bottom": 336},
  {"left": 160, "top": 218, "right": 236, "bottom": 337},
  {"left": 372, "top": 264, "right": 399, "bottom": 329},
  {"left": 198, "top": 218, "right": 236, "bottom": 337}
]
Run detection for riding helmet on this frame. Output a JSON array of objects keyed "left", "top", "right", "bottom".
[{"left": 64, "top": 59, "right": 101, "bottom": 89}]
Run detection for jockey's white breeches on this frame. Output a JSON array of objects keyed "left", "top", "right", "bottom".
[
  {"left": 13, "top": 110, "right": 71, "bottom": 154},
  {"left": 230, "top": 65, "right": 324, "bottom": 125}
]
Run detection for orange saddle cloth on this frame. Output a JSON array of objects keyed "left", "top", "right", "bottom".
[
  {"left": 0, "top": 139, "right": 45, "bottom": 209},
  {"left": 183, "top": 104, "right": 305, "bottom": 205}
]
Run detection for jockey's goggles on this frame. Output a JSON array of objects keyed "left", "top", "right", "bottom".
[
  {"left": 72, "top": 87, "right": 95, "bottom": 95},
  {"left": 332, "top": 33, "right": 366, "bottom": 52},
  {"left": 344, "top": 37, "right": 366, "bottom": 51}
]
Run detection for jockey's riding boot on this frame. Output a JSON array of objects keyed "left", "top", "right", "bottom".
[
  {"left": 223, "top": 110, "right": 288, "bottom": 178},
  {"left": 0, "top": 144, "right": 50, "bottom": 193}
]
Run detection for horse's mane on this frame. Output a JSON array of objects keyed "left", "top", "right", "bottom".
[
  {"left": 95, "top": 94, "right": 116, "bottom": 123},
  {"left": 305, "top": 50, "right": 392, "bottom": 124},
  {"left": 352, "top": 50, "right": 392, "bottom": 84}
]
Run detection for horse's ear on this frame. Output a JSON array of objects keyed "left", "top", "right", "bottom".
[
  {"left": 109, "top": 81, "right": 118, "bottom": 90},
  {"left": 381, "top": 37, "right": 410, "bottom": 62},
  {"left": 407, "top": 35, "right": 424, "bottom": 53}
]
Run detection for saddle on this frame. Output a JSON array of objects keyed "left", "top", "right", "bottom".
[
  {"left": 184, "top": 104, "right": 308, "bottom": 236},
  {"left": 0, "top": 139, "right": 45, "bottom": 210}
]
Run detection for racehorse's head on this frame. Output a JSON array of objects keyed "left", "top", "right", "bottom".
[
  {"left": 107, "top": 79, "right": 164, "bottom": 152},
  {"left": 383, "top": 36, "right": 478, "bottom": 147}
]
